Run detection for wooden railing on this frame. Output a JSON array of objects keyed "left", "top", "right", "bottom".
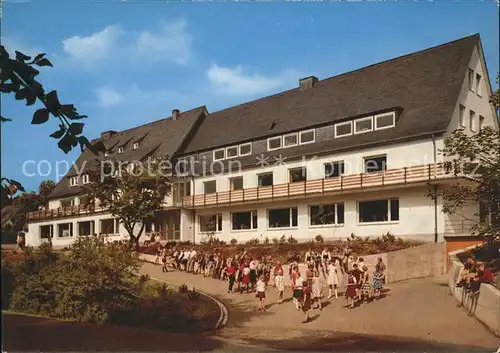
[
  {"left": 181, "top": 163, "right": 449, "bottom": 208},
  {"left": 444, "top": 219, "right": 478, "bottom": 236},
  {"left": 26, "top": 204, "right": 108, "bottom": 222}
]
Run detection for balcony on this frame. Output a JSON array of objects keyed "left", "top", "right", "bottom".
[
  {"left": 26, "top": 204, "right": 109, "bottom": 222},
  {"left": 181, "top": 163, "right": 453, "bottom": 208}
]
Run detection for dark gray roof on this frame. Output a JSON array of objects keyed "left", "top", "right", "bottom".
[
  {"left": 48, "top": 106, "right": 206, "bottom": 200},
  {"left": 181, "top": 34, "right": 480, "bottom": 155}
]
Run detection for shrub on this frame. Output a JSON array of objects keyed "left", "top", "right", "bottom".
[
  {"left": 178, "top": 284, "right": 189, "bottom": 294},
  {"left": 246, "top": 238, "right": 260, "bottom": 245},
  {"left": 264, "top": 237, "right": 270, "bottom": 245},
  {"left": 315, "top": 235, "right": 324, "bottom": 243},
  {"left": 272, "top": 237, "right": 279, "bottom": 245},
  {"left": 230, "top": 238, "right": 238, "bottom": 245},
  {"left": 287, "top": 235, "right": 298, "bottom": 244},
  {"left": 188, "top": 288, "right": 200, "bottom": 301}
]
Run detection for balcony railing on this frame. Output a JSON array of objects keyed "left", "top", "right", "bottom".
[
  {"left": 26, "top": 204, "right": 108, "bottom": 222},
  {"left": 181, "top": 163, "right": 450, "bottom": 208}
]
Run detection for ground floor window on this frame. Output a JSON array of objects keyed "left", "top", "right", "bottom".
[
  {"left": 309, "top": 203, "right": 345, "bottom": 226},
  {"left": 268, "top": 207, "right": 298, "bottom": 228},
  {"left": 40, "top": 225, "right": 53, "bottom": 239},
  {"left": 199, "top": 214, "right": 223, "bottom": 232},
  {"left": 100, "top": 219, "right": 119, "bottom": 235},
  {"left": 78, "top": 221, "right": 94, "bottom": 236},
  {"left": 232, "top": 210, "right": 258, "bottom": 230},
  {"left": 58, "top": 223, "right": 73, "bottom": 237},
  {"left": 358, "top": 198, "right": 399, "bottom": 223}
]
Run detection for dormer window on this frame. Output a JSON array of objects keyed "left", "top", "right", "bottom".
[
  {"left": 118, "top": 147, "right": 124, "bottom": 154},
  {"left": 283, "top": 133, "right": 298, "bottom": 148},
  {"left": 213, "top": 148, "right": 225, "bottom": 161},
  {"left": 299, "top": 129, "right": 315, "bottom": 144},
  {"left": 267, "top": 136, "right": 282, "bottom": 151},
  {"left": 133, "top": 142, "right": 139, "bottom": 150},
  {"left": 354, "top": 117, "right": 373, "bottom": 134},
  {"left": 335, "top": 121, "right": 352, "bottom": 138},
  {"left": 226, "top": 146, "right": 238, "bottom": 159},
  {"left": 375, "top": 112, "right": 395, "bottom": 130},
  {"left": 69, "top": 176, "right": 79, "bottom": 187},
  {"left": 82, "top": 174, "right": 90, "bottom": 184}
]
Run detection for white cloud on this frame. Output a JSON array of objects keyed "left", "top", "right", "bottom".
[
  {"left": 95, "top": 87, "right": 124, "bottom": 108},
  {"left": 206, "top": 64, "right": 299, "bottom": 96},
  {"left": 2, "top": 36, "right": 43, "bottom": 57},
  {"left": 62, "top": 25, "right": 123, "bottom": 62},
  {"left": 136, "top": 18, "right": 193, "bottom": 65}
]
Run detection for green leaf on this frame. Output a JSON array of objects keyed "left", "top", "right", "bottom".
[
  {"left": 58, "top": 133, "right": 78, "bottom": 154},
  {"left": 70, "top": 115, "right": 88, "bottom": 120},
  {"left": 25, "top": 91, "right": 37, "bottom": 106},
  {"left": 36, "top": 58, "right": 53, "bottom": 67},
  {"left": 15, "top": 51, "right": 31, "bottom": 62},
  {"left": 68, "top": 122, "right": 84, "bottom": 135},
  {"left": 0, "top": 116, "right": 12, "bottom": 122},
  {"left": 78, "top": 136, "right": 92, "bottom": 152},
  {"left": 0, "top": 83, "right": 18, "bottom": 93},
  {"left": 49, "top": 125, "right": 66, "bottom": 139},
  {"left": 45, "top": 90, "right": 61, "bottom": 113},
  {"left": 32, "top": 108, "right": 50, "bottom": 124},
  {"left": 33, "top": 53, "right": 46, "bottom": 62},
  {"left": 14, "top": 88, "right": 27, "bottom": 100}
]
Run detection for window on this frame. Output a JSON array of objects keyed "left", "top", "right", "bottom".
[
  {"left": 469, "top": 110, "right": 476, "bottom": 132},
  {"left": 58, "top": 223, "right": 73, "bottom": 238},
  {"left": 226, "top": 146, "right": 238, "bottom": 159},
  {"left": 468, "top": 69, "right": 474, "bottom": 91},
  {"left": 40, "top": 225, "right": 53, "bottom": 239},
  {"left": 299, "top": 129, "right": 315, "bottom": 144},
  {"left": 133, "top": 142, "right": 139, "bottom": 150},
  {"left": 324, "top": 161, "right": 345, "bottom": 178},
  {"left": 78, "top": 221, "right": 94, "bottom": 236},
  {"left": 267, "top": 136, "right": 282, "bottom": 151},
  {"left": 230, "top": 177, "right": 243, "bottom": 191},
  {"left": 364, "top": 155, "right": 387, "bottom": 173},
  {"left": 375, "top": 112, "right": 395, "bottom": 130},
  {"left": 479, "top": 115, "right": 485, "bottom": 131},
  {"left": 476, "top": 73, "right": 482, "bottom": 96},
  {"left": 283, "top": 133, "right": 298, "bottom": 148},
  {"left": 309, "top": 204, "right": 345, "bottom": 226},
  {"left": 258, "top": 172, "right": 273, "bottom": 187},
  {"left": 69, "top": 176, "right": 79, "bottom": 187},
  {"left": 118, "top": 147, "right": 124, "bottom": 154},
  {"left": 213, "top": 148, "right": 225, "bottom": 161},
  {"left": 358, "top": 199, "right": 399, "bottom": 223},
  {"left": 100, "top": 219, "right": 119, "bottom": 235},
  {"left": 459, "top": 105, "right": 466, "bottom": 127},
  {"left": 239, "top": 143, "right": 252, "bottom": 156},
  {"left": 232, "top": 210, "right": 258, "bottom": 230},
  {"left": 289, "top": 167, "right": 307, "bottom": 182},
  {"left": 354, "top": 117, "right": 373, "bottom": 134},
  {"left": 199, "top": 214, "right": 222, "bottom": 232},
  {"left": 268, "top": 207, "right": 298, "bottom": 228},
  {"left": 335, "top": 121, "right": 352, "bottom": 137},
  {"left": 61, "top": 198, "right": 74, "bottom": 208},
  {"left": 177, "top": 159, "right": 188, "bottom": 175},
  {"left": 82, "top": 174, "right": 90, "bottom": 184},
  {"left": 204, "top": 180, "right": 217, "bottom": 194}
]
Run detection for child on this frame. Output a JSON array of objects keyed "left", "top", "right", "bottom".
[
  {"left": 256, "top": 275, "right": 266, "bottom": 312},
  {"left": 226, "top": 262, "right": 237, "bottom": 293},
  {"left": 155, "top": 247, "right": 162, "bottom": 264},
  {"left": 345, "top": 270, "right": 357, "bottom": 309},
  {"left": 360, "top": 265, "right": 372, "bottom": 302},
  {"left": 161, "top": 251, "right": 168, "bottom": 273},
  {"left": 373, "top": 264, "right": 384, "bottom": 298},
  {"left": 301, "top": 280, "right": 312, "bottom": 323},
  {"left": 311, "top": 270, "right": 323, "bottom": 310},
  {"left": 327, "top": 260, "right": 339, "bottom": 299},
  {"left": 241, "top": 263, "right": 251, "bottom": 294},
  {"left": 275, "top": 269, "right": 285, "bottom": 304},
  {"left": 293, "top": 271, "right": 304, "bottom": 310}
]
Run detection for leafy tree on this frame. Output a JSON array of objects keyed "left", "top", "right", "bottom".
[
  {"left": 87, "top": 158, "right": 172, "bottom": 250},
  {"left": 490, "top": 74, "right": 500, "bottom": 112},
  {"left": 37, "top": 180, "right": 56, "bottom": 208}
]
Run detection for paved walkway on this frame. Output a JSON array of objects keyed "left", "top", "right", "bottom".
[{"left": 141, "top": 263, "right": 499, "bottom": 351}]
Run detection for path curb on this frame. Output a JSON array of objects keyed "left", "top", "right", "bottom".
[{"left": 140, "top": 259, "right": 229, "bottom": 330}]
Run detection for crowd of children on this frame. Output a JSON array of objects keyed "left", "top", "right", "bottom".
[{"left": 155, "top": 245, "right": 388, "bottom": 323}]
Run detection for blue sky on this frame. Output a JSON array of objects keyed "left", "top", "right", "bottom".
[{"left": 2, "top": 1, "right": 498, "bottom": 192}]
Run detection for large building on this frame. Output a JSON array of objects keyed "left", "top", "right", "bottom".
[{"left": 26, "top": 34, "right": 499, "bottom": 247}]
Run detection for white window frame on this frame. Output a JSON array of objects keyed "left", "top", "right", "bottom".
[
  {"left": 357, "top": 198, "right": 399, "bottom": 224},
  {"left": 82, "top": 174, "right": 90, "bottom": 184},
  {"left": 479, "top": 115, "right": 485, "bottom": 131},
  {"left": 267, "top": 136, "right": 282, "bottom": 151},
  {"left": 226, "top": 146, "right": 239, "bottom": 159},
  {"left": 469, "top": 110, "right": 476, "bottom": 132},
  {"left": 57, "top": 222, "right": 73, "bottom": 238},
  {"left": 374, "top": 112, "right": 395, "bottom": 130},
  {"left": 308, "top": 203, "right": 345, "bottom": 228},
  {"left": 117, "top": 147, "right": 124, "bottom": 154},
  {"left": 199, "top": 213, "right": 223, "bottom": 233},
  {"left": 231, "top": 210, "right": 258, "bottom": 231},
  {"left": 354, "top": 116, "right": 373, "bottom": 134},
  {"left": 459, "top": 105, "right": 466, "bottom": 128},
  {"left": 475, "top": 73, "right": 482, "bottom": 96},
  {"left": 229, "top": 176, "right": 244, "bottom": 191},
  {"left": 282, "top": 132, "right": 298, "bottom": 148},
  {"left": 299, "top": 129, "right": 315, "bottom": 145},
  {"left": 133, "top": 142, "right": 139, "bottom": 150},
  {"left": 213, "top": 148, "right": 225, "bottom": 161},
  {"left": 267, "top": 207, "right": 298, "bottom": 229},
  {"left": 468, "top": 69, "right": 474, "bottom": 92},
  {"left": 69, "top": 176, "right": 79, "bottom": 187},
  {"left": 334, "top": 121, "right": 352, "bottom": 138},
  {"left": 239, "top": 143, "right": 252, "bottom": 157}
]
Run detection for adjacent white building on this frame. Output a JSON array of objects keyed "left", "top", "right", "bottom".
[{"left": 26, "top": 34, "right": 499, "bottom": 247}]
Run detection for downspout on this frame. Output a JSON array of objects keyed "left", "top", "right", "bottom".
[{"left": 432, "top": 134, "right": 438, "bottom": 243}]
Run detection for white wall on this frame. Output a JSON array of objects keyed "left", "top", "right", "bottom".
[
  {"left": 192, "top": 186, "right": 442, "bottom": 244},
  {"left": 191, "top": 138, "right": 443, "bottom": 195}
]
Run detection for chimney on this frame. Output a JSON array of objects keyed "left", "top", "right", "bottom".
[
  {"left": 100, "top": 130, "right": 117, "bottom": 140},
  {"left": 172, "top": 109, "right": 180, "bottom": 120},
  {"left": 299, "top": 76, "right": 318, "bottom": 91}
]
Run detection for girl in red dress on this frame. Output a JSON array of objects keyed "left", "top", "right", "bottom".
[
  {"left": 241, "top": 262, "right": 251, "bottom": 294},
  {"left": 301, "top": 280, "right": 312, "bottom": 323},
  {"left": 345, "top": 270, "right": 357, "bottom": 309}
]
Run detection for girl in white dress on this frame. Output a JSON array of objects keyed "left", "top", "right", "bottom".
[
  {"left": 334, "top": 257, "right": 344, "bottom": 287},
  {"left": 327, "top": 260, "right": 340, "bottom": 299},
  {"left": 274, "top": 269, "right": 285, "bottom": 304}
]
